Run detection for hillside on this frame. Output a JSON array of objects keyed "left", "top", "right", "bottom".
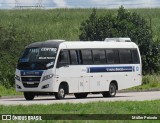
[{"left": 0, "top": 8, "right": 160, "bottom": 41}]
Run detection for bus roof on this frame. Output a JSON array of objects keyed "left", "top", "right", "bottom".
[
  {"left": 26, "top": 40, "right": 64, "bottom": 48},
  {"left": 26, "top": 40, "right": 138, "bottom": 49},
  {"left": 60, "top": 41, "right": 138, "bottom": 49}
]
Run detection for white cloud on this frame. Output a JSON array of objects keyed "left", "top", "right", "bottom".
[
  {"left": 53, "top": 0, "right": 67, "bottom": 7},
  {"left": 0, "top": 0, "right": 40, "bottom": 8},
  {"left": 0, "top": 0, "right": 160, "bottom": 9},
  {"left": 16, "top": 0, "right": 32, "bottom": 4},
  {"left": 141, "top": 0, "right": 156, "bottom": 7},
  {"left": 0, "top": 0, "right": 55, "bottom": 9},
  {"left": 91, "top": 0, "right": 158, "bottom": 8},
  {"left": 1, "top": 0, "right": 15, "bottom": 8}
]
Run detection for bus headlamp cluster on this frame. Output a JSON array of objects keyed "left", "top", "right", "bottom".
[
  {"left": 15, "top": 75, "right": 20, "bottom": 81},
  {"left": 42, "top": 74, "right": 53, "bottom": 81}
]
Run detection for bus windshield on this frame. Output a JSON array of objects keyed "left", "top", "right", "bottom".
[{"left": 17, "top": 47, "right": 58, "bottom": 70}]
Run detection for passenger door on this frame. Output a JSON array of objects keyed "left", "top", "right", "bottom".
[
  {"left": 55, "top": 50, "right": 79, "bottom": 93},
  {"left": 90, "top": 49, "right": 107, "bottom": 92},
  {"left": 78, "top": 50, "right": 92, "bottom": 92}
]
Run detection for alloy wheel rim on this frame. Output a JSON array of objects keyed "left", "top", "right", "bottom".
[
  {"left": 59, "top": 88, "right": 64, "bottom": 97},
  {"left": 110, "top": 86, "right": 115, "bottom": 96}
]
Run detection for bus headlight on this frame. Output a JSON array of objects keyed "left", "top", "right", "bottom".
[
  {"left": 15, "top": 75, "right": 20, "bottom": 81},
  {"left": 42, "top": 74, "right": 53, "bottom": 81}
]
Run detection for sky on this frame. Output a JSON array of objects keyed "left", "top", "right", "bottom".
[{"left": 0, "top": 0, "right": 160, "bottom": 9}]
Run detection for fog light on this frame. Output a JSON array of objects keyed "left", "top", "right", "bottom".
[
  {"left": 41, "top": 84, "right": 49, "bottom": 89},
  {"left": 16, "top": 85, "right": 21, "bottom": 89}
]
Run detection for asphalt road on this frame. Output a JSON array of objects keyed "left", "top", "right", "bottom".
[{"left": 0, "top": 91, "right": 160, "bottom": 105}]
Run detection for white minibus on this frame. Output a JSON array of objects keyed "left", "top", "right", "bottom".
[{"left": 15, "top": 38, "right": 142, "bottom": 100}]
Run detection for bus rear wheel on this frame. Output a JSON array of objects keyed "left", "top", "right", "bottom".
[
  {"left": 74, "top": 93, "right": 88, "bottom": 99},
  {"left": 102, "top": 83, "right": 116, "bottom": 97},
  {"left": 55, "top": 85, "right": 66, "bottom": 99},
  {"left": 24, "top": 92, "right": 35, "bottom": 100}
]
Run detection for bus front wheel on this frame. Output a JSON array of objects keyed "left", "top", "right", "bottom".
[
  {"left": 55, "top": 85, "right": 66, "bottom": 99},
  {"left": 24, "top": 92, "right": 35, "bottom": 100},
  {"left": 102, "top": 83, "right": 116, "bottom": 97}
]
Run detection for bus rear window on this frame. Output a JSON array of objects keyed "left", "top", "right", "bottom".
[{"left": 132, "top": 49, "right": 140, "bottom": 64}]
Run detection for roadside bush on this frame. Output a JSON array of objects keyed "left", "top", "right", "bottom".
[
  {"left": 0, "top": 25, "right": 33, "bottom": 88},
  {"left": 79, "top": 6, "right": 160, "bottom": 74},
  {"left": 142, "top": 74, "right": 160, "bottom": 87}
]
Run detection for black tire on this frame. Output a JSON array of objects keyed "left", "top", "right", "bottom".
[
  {"left": 74, "top": 93, "right": 88, "bottom": 99},
  {"left": 102, "top": 83, "right": 116, "bottom": 97},
  {"left": 24, "top": 92, "right": 35, "bottom": 100},
  {"left": 55, "top": 85, "right": 66, "bottom": 99}
]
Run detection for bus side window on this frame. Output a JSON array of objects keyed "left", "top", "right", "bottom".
[
  {"left": 119, "top": 49, "right": 132, "bottom": 64},
  {"left": 132, "top": 49, "right": 140, "bottom": 64},
  {"left": 113, "top": 50, "right": 119, "bottom": 64},
  {"left": 77, "top": 50, "right": 83, "bottom": 64},
  {"left": 106, "top": 49, "right": 119, "bottom": 64},
  {"left": 70, "top": 50, "right": 78, "bottom": 65},
  {"left": 92, "top": 49, "right": 106, "bottom": 64},
  {"left": 57, "top": 50, "right": 70, "bottom": 67},
  {"left": 81, "top": 50, "right": 93, "bottom": 65}
]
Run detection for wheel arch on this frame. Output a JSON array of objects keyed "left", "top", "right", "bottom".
[{"left": 59, "top": 81, "right": 69, "bottom": 94}]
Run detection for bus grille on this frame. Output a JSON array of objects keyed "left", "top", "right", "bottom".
[{"left": 21, "top": 77, "right": 41, "bottom": 88}]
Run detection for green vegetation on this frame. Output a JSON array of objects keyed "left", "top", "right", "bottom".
[
  {"left": 0, "top": 8, "right": 160, "bottom": 88},
  {"left": 128, "top": 74, "right": 160, "bottom": 91},
  {"left": 79, "top": 7, "right": 160, "bottom": 73},
  {"left": 0, "top": 100, "right": 160, "bottom": 122},
  {"left": 1, "top": 8, "right": 160, "bottom": 41},
  {"left": 0, "top": 100, "right": 160, "bottom": 114},
  {"left": 0, "top": 85, "right": 21, "bottom": 97}
]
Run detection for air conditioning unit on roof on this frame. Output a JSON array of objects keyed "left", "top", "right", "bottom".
[{"left": 104, "top": 38, "right": 131, "bottom": 42}]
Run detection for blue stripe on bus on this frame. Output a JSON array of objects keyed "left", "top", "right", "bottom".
[
  {"left": 20, "top": 70, "right": 43, "bottom": 76},
  {"left": 87, "top": 66, "right": 133, "bottom": 73}
]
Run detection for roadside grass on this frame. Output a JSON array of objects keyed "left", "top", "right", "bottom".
[
  {"left": 0, "top": 100, "right": 160, "bottom": 123},
  {"left": 0, "top": 85, "right": 21, "bottom": 97},
  {"left": 127, "top": 74, "right": 160, "bottom": 91},
  {"left": 0, "top": 100, "right": 159, "bottom": 114}
]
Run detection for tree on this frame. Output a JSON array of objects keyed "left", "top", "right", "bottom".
[
  {"left": 79, "top": 6, "right": 160, "bottom": 74},
  {"left": 0, "top": 25, "right": 33, "bottom": 87}
]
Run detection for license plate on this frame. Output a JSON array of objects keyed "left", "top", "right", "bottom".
[{"left": 27, "top": 82, "right": 34, "bottom": 84}]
